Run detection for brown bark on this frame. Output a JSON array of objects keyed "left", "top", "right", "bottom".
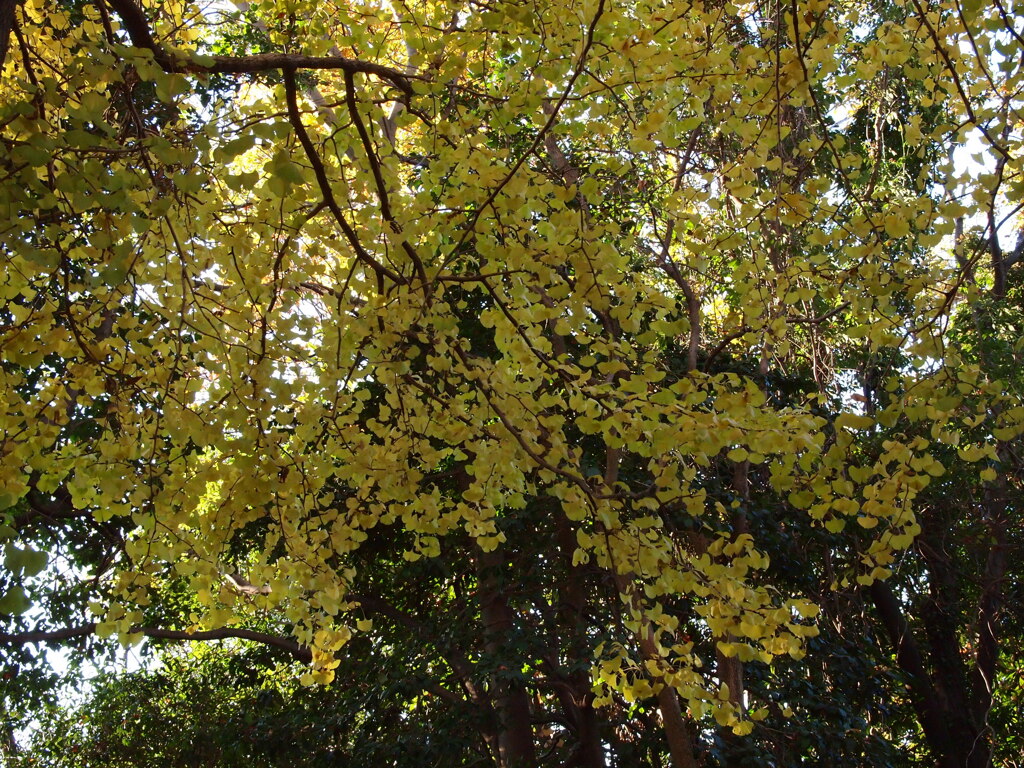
[
  {"left": 637, "top": 628, "right": 698, "bottom": 768},
  {"left": 971, "top": 529, "right": 1006, "bottom": 721},
  {"left": 554, "top": 514, "right": 605, "bottom": 768},
  {"left": 869, "top": 580, "right": 987, "bottom": 768},
  {"left": 971, "top": 453, "right": 1011, "bottom": 729},
  {"left": 101, "top": 0, "right": 414, "bottom": 92},
  {"left": 716, "top": 461, "right": 749, "bottom": 713},
  {"left": 656, "top": 686, "right": 698, "bottom": 768},
  {"left": 917, "top": 534, "right": 988, "bottom": 767},
  {"left": 612, "top": 569, "right": 698, "bottom": 768},
  {"left": 282, "top": 68, "right": 402, "bottom": 287},
  {"left": 477, "top": 548, "right": 537, "bottom": 768},
  {"left": 873, "top": 454, "right": 1013, "bottom": 768},
  {"left": 0, "top": 0, "right": 18, "bottom": 71},
  {"left": 606, "top": 440, "right": 698, "bottom": 768}
]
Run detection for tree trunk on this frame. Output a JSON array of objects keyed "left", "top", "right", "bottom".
[
  {"left": 555, "top": 515, "right": 606, "bottom": 768},
  {"left": 716, "top": 461, "right": 749, "bottom": 715},
  {"left": 654, "top": 672, "right": 699, "bottom": 768},
  {"left": 0, "top": 0, "right": 20, "bottom": 71},
  {"left": 477, "top": 548, "right": 537, "bottom": 768},
  {"left": 869, "top": 579, "right": 990, "bottom": 768},
  {"left": 634, "top": 625, "right": 698, "bottom": 768}
]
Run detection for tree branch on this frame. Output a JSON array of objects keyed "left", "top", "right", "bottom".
[
  {"left": 868, "top": 580, "right": 958, "bottom": 767},
  {"left": 1005, "top": 229, "right": 1024, "bottom": 270},
  {"left": 101, "top": 0, "right": 415, "bottom": 96},
  {"left": 343, "top": 68, "right": 429, "bottom": 289},
  {"left": 970, "top": 463, "right": 1011, "bottom": 722},
  {"left": 0, "top": 0, "right": 19, "bottom": 70},
  {"left": 282, "top": 67, "right": 402, "bottom": 287},
  {"left": 446, "top": 0, "right": 606, "bottom": 260},
  {"left": 0, "top": 623, "right": 312, "bottom": 663},
  {"left": 18, "top": 482, "right": 85, "bottom": 524},
  {"left": 347, "top": 592, "right": 481, "bottom": 698}
]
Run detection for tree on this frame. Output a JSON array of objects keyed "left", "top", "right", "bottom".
[{"left": 2, "top": 0, "right": 1022, "bottom": 765}]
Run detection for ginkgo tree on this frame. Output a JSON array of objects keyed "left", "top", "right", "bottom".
[{"left": 1, "top": 0, "right": 1022, "bottom": 765}]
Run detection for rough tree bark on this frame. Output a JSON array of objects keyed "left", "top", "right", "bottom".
[{"left": 477, "top": 547, "right": 538, "bottom": 768}]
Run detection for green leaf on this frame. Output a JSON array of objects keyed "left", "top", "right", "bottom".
[
  {"left": 835, "top": 413, "right": 874, "bottom": 431},
  {"left": 0, "top": 585, "right": 30, "bottom": 615},
  {"left": 5, "top": 545, "right": 47, "bottom": 576},
  {"left": 22, "top": 548, "right": 47, "bottom": 576},
  {"left": 218, "top": 134, "right": 256, "bottom": 161},
  {"left": 13, "top": 144, "right": 50, "bottom": 167},
  {"left": 274, "top": 161, "right": 305, "bottom": 187},
  {"left": 883, "top": 214, "right": 910, "bottom": 238}
]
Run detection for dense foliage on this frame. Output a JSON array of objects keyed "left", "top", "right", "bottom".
[{"left": 1, "top": 0, "right": 1022, "bottom": 765}]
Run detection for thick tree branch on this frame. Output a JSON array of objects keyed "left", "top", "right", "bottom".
[
  {"left": 970, "top": 464, "right": 1010, "bottom": 722},
  {"left": 869, "top": 580, "right": 960, "bottom": 768},
  {"left": 661, "top": 257, "right": 701, "bottom": 373},
  {"left": 0, "top": 625, "right": 95, "bottom": 644},
  {"left": 1005, "top": 230, "right": 1024, "bottom": 270},
  {"left": 916, "top": 535, "right": 981, "bottom": 758},
  {"left": 476, "top": 546, "right": 539, "bottom": 767},
  {"left": 205, "top": 55, "right": 414, "bottom": 93},
  {"left": 101, "top": 0, "right": 415, "bottom": 96},
  {"left": 17, "top": 485, "right": 86, "bottom": 526},
  {"left": 703, "top": 326, "right": 750, "bottom": 370},
  {"left": 971, "top": 539, "right": 1006, "bottom": 718},
  {"left": 0, "top": 0, "right": 18, "bottom": 70},
  {"left": 0, "top": 623, "right": 312, "bottom": 663}
]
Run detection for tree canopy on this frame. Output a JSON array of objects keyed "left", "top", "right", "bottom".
[{"left": 1, "top": 0, "right": 1022, "bottom": 766}]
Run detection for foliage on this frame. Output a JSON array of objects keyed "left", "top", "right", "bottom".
[{"left": 1, "top": 0, "right": 1023, "bottom": 765}]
